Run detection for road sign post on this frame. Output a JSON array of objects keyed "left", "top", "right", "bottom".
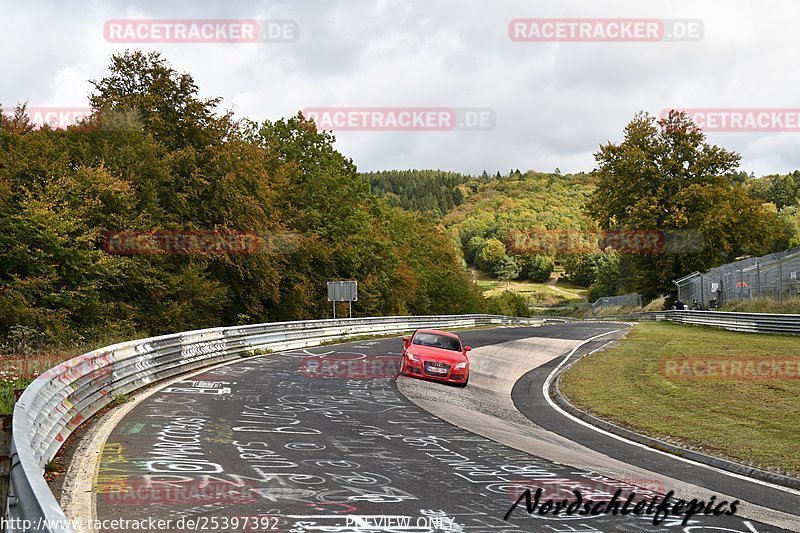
[{"left": 327, "top": 281, "right": 358, "bottom": 318}]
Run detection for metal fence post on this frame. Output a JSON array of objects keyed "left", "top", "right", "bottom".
[
  {"left": 779, "top": 258, "right": 784, "bottom": 304},
  {"left": 699, "top": 274, "right": 705, "bottom": 307},
  {"left": 739, "top": 268, "right": 744, "bottom": 300},
  {"left": 756, "top": 261, "right": 761, "bottom": 299}
]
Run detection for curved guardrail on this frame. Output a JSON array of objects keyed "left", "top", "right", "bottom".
[
  {"left": 6, "top": 314, "right": 538, "bottom": 533},
  {"left": 596, "top": 310, "right": 800, "bottom": 335}
]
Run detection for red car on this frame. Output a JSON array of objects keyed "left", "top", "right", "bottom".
[{"left": 400, "top": 329, "right": 471, "bottom": 387}]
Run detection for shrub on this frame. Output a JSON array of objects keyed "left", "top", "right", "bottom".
[{"left": 486, "top": 291, "right": 529, "bottom": 317}]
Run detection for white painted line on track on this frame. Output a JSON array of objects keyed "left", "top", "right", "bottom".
[{"left": 542, "top": 330, "right": 800, "bottom": 497}]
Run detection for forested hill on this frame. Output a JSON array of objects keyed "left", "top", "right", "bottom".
[
  {"left": 365, "top": 170, "right": 602, "bottom": 296},
  {"left": 361, "top": 169, "right": 475, "bottom": 217},
  {"left": 442, "top": 171, "right": 598, "bottom": 249},
  {"left": 363, "top": 169, "right": 597, "bottom": 242}
]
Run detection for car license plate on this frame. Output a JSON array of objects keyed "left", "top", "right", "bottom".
[{"left": 426, "top": 366, "right": 447, "bottom": 374}]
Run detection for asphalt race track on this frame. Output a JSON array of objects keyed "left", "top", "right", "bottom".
[{"left": 84, "top": 324, "right": 793, "bottom": 532}]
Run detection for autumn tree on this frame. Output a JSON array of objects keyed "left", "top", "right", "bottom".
[
  {"left": 0, "top": 51, "right": 484, "bottom": 346},
  {"left": 587, "top": 111, "right": 781, "bottom": 298}
]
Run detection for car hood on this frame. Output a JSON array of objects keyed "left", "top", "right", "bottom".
[{"left": 407, "top": 345, "right": 466, "bottom": 364}]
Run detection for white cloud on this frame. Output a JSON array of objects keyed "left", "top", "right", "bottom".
[{"left": 1, "top": 0, "right": 797, "bottom": 175}]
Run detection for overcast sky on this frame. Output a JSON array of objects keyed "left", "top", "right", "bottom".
[{"left": 2, "top": 0, "right": 798, "bottom": 176}]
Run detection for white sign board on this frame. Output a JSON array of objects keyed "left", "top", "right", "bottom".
[{"left": 327, "top": 281, "right": 358, "bottom": 302}]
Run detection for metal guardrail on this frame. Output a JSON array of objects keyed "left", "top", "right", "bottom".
[
  {"left": 7, "top": 314, "right": 539, "bottom": 532},
  {"left": 595, "top": 310, "right": 800, "bottom": 335}
]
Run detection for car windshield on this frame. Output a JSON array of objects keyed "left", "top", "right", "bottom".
[{"left": 412, "top": 332, "right": 461, "bottom": 351}]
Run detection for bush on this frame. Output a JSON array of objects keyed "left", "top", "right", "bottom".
[
  {"left": 518, "top": 254, "right": 554, "bottom": 282},
  {"left": 486, "top": 291, "right": 529, "bottom": 317},
  {"left": 586, "top": 253, "right": 621, "bottom": 301}
]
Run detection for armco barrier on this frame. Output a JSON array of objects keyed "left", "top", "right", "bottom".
[
  {"left": 596, "top": 310, "right": 800, "bottom": 335},
  {"left": 6, "top": 314, "right": 539, "bottom": 532}
]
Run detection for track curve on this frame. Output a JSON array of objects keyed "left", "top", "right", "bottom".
[{"left": 72, "top": 325, "right": 793, "bottom": 532}]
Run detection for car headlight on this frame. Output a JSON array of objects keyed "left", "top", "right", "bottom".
[
  {"left": 407, "top": 353, "right": 420, "bottom": 363},
  {"left": 454, "top": 361, "right": 467, "bottom": 370}
]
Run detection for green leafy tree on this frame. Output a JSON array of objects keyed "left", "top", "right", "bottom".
[
  {"left": 587, "top": 111, "right": 781, "bottom": 298},
  {"left": 0, "top": 51, "right": 486, "bottom": 346},
  {"left": 465, "top": 236, "right": 485, "bottom": 265},
  {"left": 517, "top": 254, "right": 554, "bottom": 282},
  {"left": 562, "top": 253, "right": 605, "bottom": 287},
  {"left": 477, "top": 238, "right": 506, "bottom": 271},
  {"left": 89, "top": 50, "right": 231, "bottom": 152},
  {"left": 441, "top": 171, "right": 597, "bottom": 268},
  {"left": 748, "top": 171, "right": 800, "bottom": 210},
  {"left": 495, "top": 255, "right": 521, "bottom": 289},
  {"left": 586, "top": 253, "right": 621, "bottom": 301},
  {"left": 777, "top": 207, "right": 800, "bottom": 248}
]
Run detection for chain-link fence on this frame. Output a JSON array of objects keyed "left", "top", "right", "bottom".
[
  {"left": 589, "top": 293, "right": 642, "bottom": 312},
  {"left": 673, "top": 247, "right": 800, "bottom": 308}
]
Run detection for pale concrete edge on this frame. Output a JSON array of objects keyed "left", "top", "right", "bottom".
[{"left": 400, "top": 330, "right": 800, "bottom": 531}]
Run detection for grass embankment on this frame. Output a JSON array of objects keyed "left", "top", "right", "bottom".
[
  {"left": 720, "top": 298, "right": 800, "bottom": 314},
  {"left": 476, "top": 271, "right": 588, "bottom": 307},
  {"left": 561, "top": 322, "right": 800, "bottom": 476}
]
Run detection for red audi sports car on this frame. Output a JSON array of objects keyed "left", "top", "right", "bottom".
[{"left": 400, "top": 329, "right": 471, "bottom": 387}]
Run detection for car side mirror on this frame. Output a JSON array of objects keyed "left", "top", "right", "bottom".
[
  {"left": 464, "top": 346, "right": 472, "bottom": 352},
  {"left": 403, "top": 336, "right": 411, "bottom": 346}
]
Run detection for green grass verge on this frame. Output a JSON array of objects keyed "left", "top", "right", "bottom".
[
  {"left": 560, "top": 322, "right": 800, "bottom": 476},
  {"left": 475, "top": 272, "right": 587, "bottom": 306},
  {"left": 720, "top": 298, "right": 800, "bottom": 314}
]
